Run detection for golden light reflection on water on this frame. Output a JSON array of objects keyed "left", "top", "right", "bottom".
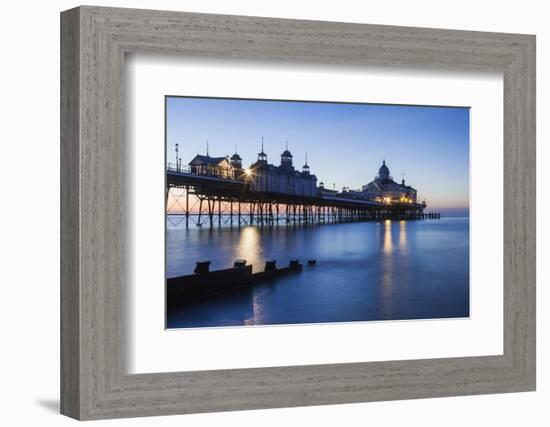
[
  {"left": 383, "top": 219, "right": 393, "bottom": 254},
  {"left": 382, "top": 219, "right": 408, "bottom": 254},
  {"left": 381, "top": 219, "right": 409, "bottom": 318},
  {"left": 236, "top": 227, "right": 271, "bottom": 325},
  {"left": 381, "top": 220, "right": 394, "bottom": 317},
  {"left": 235, "top": 226, "right": 263, "bottom": 273}
]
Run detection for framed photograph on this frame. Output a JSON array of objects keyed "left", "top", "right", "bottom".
[
  {"left": 164, "top": 96, "right": 469, "bottom": 329},
  {"left": 61, "top": 6, "right": 536, "bottom": 420}
]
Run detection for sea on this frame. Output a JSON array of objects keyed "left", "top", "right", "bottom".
[{"left": 166, "top": 217, "right": 469, "bottom": 328}]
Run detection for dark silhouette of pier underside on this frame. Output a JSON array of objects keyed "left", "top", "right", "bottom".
[{"left": 167, "top": 169, "right": 438, "bottom": 228}]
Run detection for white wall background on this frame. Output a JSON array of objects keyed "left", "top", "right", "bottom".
[{"left": 0, "top": 1, "right": 546, "bottom": 425}]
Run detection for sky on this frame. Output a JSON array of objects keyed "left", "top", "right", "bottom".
[{"left": 166, "top": 96, "right": 469, "bottom": 215}]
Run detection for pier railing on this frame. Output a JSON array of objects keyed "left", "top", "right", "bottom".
[{"left": 167, "top": 163, "right": 192, "bottom": 174}]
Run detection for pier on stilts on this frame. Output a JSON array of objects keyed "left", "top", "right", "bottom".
[{"left": 166, "top": 166, "right": 440, "bottom": 228}]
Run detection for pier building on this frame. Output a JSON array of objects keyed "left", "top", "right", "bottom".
[
  {"left": 362, "top": 160, "right": 418, "bottom": 204},
  {"left": 189, "top": 154, "right": 234, "bottom": 179},
  {"left": 248, "top": 145, "right": 317, "bottom": 196},
  {"left": 187, "top": 143, "right": 317, "bottom": 196}
]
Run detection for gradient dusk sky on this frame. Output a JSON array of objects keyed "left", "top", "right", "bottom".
[{"left": 166, "top": 96, "right": 470, "bottom": 216}]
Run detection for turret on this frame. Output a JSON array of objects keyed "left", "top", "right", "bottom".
[
  {"left": 230, "top": 147, "right": 242, "bottom": 169},
  {"left": 302, "top": 153, "right": 310, "bottom": 175},
  {"left": 257, "top": 137, "right": 267, "bottom": 163},
  {"left": 280, "top": 141, "right": 293, "bottom": 170}
]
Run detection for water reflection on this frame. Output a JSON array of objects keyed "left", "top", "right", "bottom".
[
  {"left": 166, "top": 218, "right": 470, "bottom": 328},
  {"left": 381, "top": 220, "right": 394, "bottom": 317},
  {"left": 399, "top": 220, "right": 407, "bottom": 251},
  {"left": 250, "top": 286, "right": 270, "bottom": 325},
  {"left": 383, "top": 219, "right": 393, "bottom": 254},
  {"left": 234, "top": 226, "right": 265, "bottom": 273}
]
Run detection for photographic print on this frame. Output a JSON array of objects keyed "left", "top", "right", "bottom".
[{"left": 165, "top": 96, "right": 470, "bottom": 329}]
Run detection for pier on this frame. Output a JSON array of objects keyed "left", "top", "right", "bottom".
[{"left": 166, "top": 164, "right": 439, "bottom": 228}]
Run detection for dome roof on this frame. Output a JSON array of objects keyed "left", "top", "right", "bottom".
[
  {"left": 281, "top": 149, "right": 292, "bottom": 157},
  {"left": 378, "top": 160, "right": 390, "bottom": 179},
  {"left": 230, "top": 153, "right": 242, "bottom": 160}
]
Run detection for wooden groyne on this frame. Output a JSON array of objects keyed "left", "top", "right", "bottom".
[
  {"left": 420, "top": 213, "right": 441, "bottom": 219},
  {"left": 167, "top": 259, "right": 306, "bottom": 307}
]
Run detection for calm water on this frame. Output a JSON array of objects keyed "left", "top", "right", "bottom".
[{"left": 166, "top": 218, "right": 469, "bottom": 328}]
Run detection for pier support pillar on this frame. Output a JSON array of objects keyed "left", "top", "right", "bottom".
[
  {"left": 197, "top": 197, "right": 203, "bottom": 226},
  {"left": 238, "top": 201, "right": 241, "bottom": 227},
  {"left": 185, "top": 186, "right": 189, "bottom": 228}
]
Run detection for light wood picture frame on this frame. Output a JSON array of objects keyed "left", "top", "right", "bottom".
[{"left": 60, "top": 5, "right": 536, "bottom": 420}]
